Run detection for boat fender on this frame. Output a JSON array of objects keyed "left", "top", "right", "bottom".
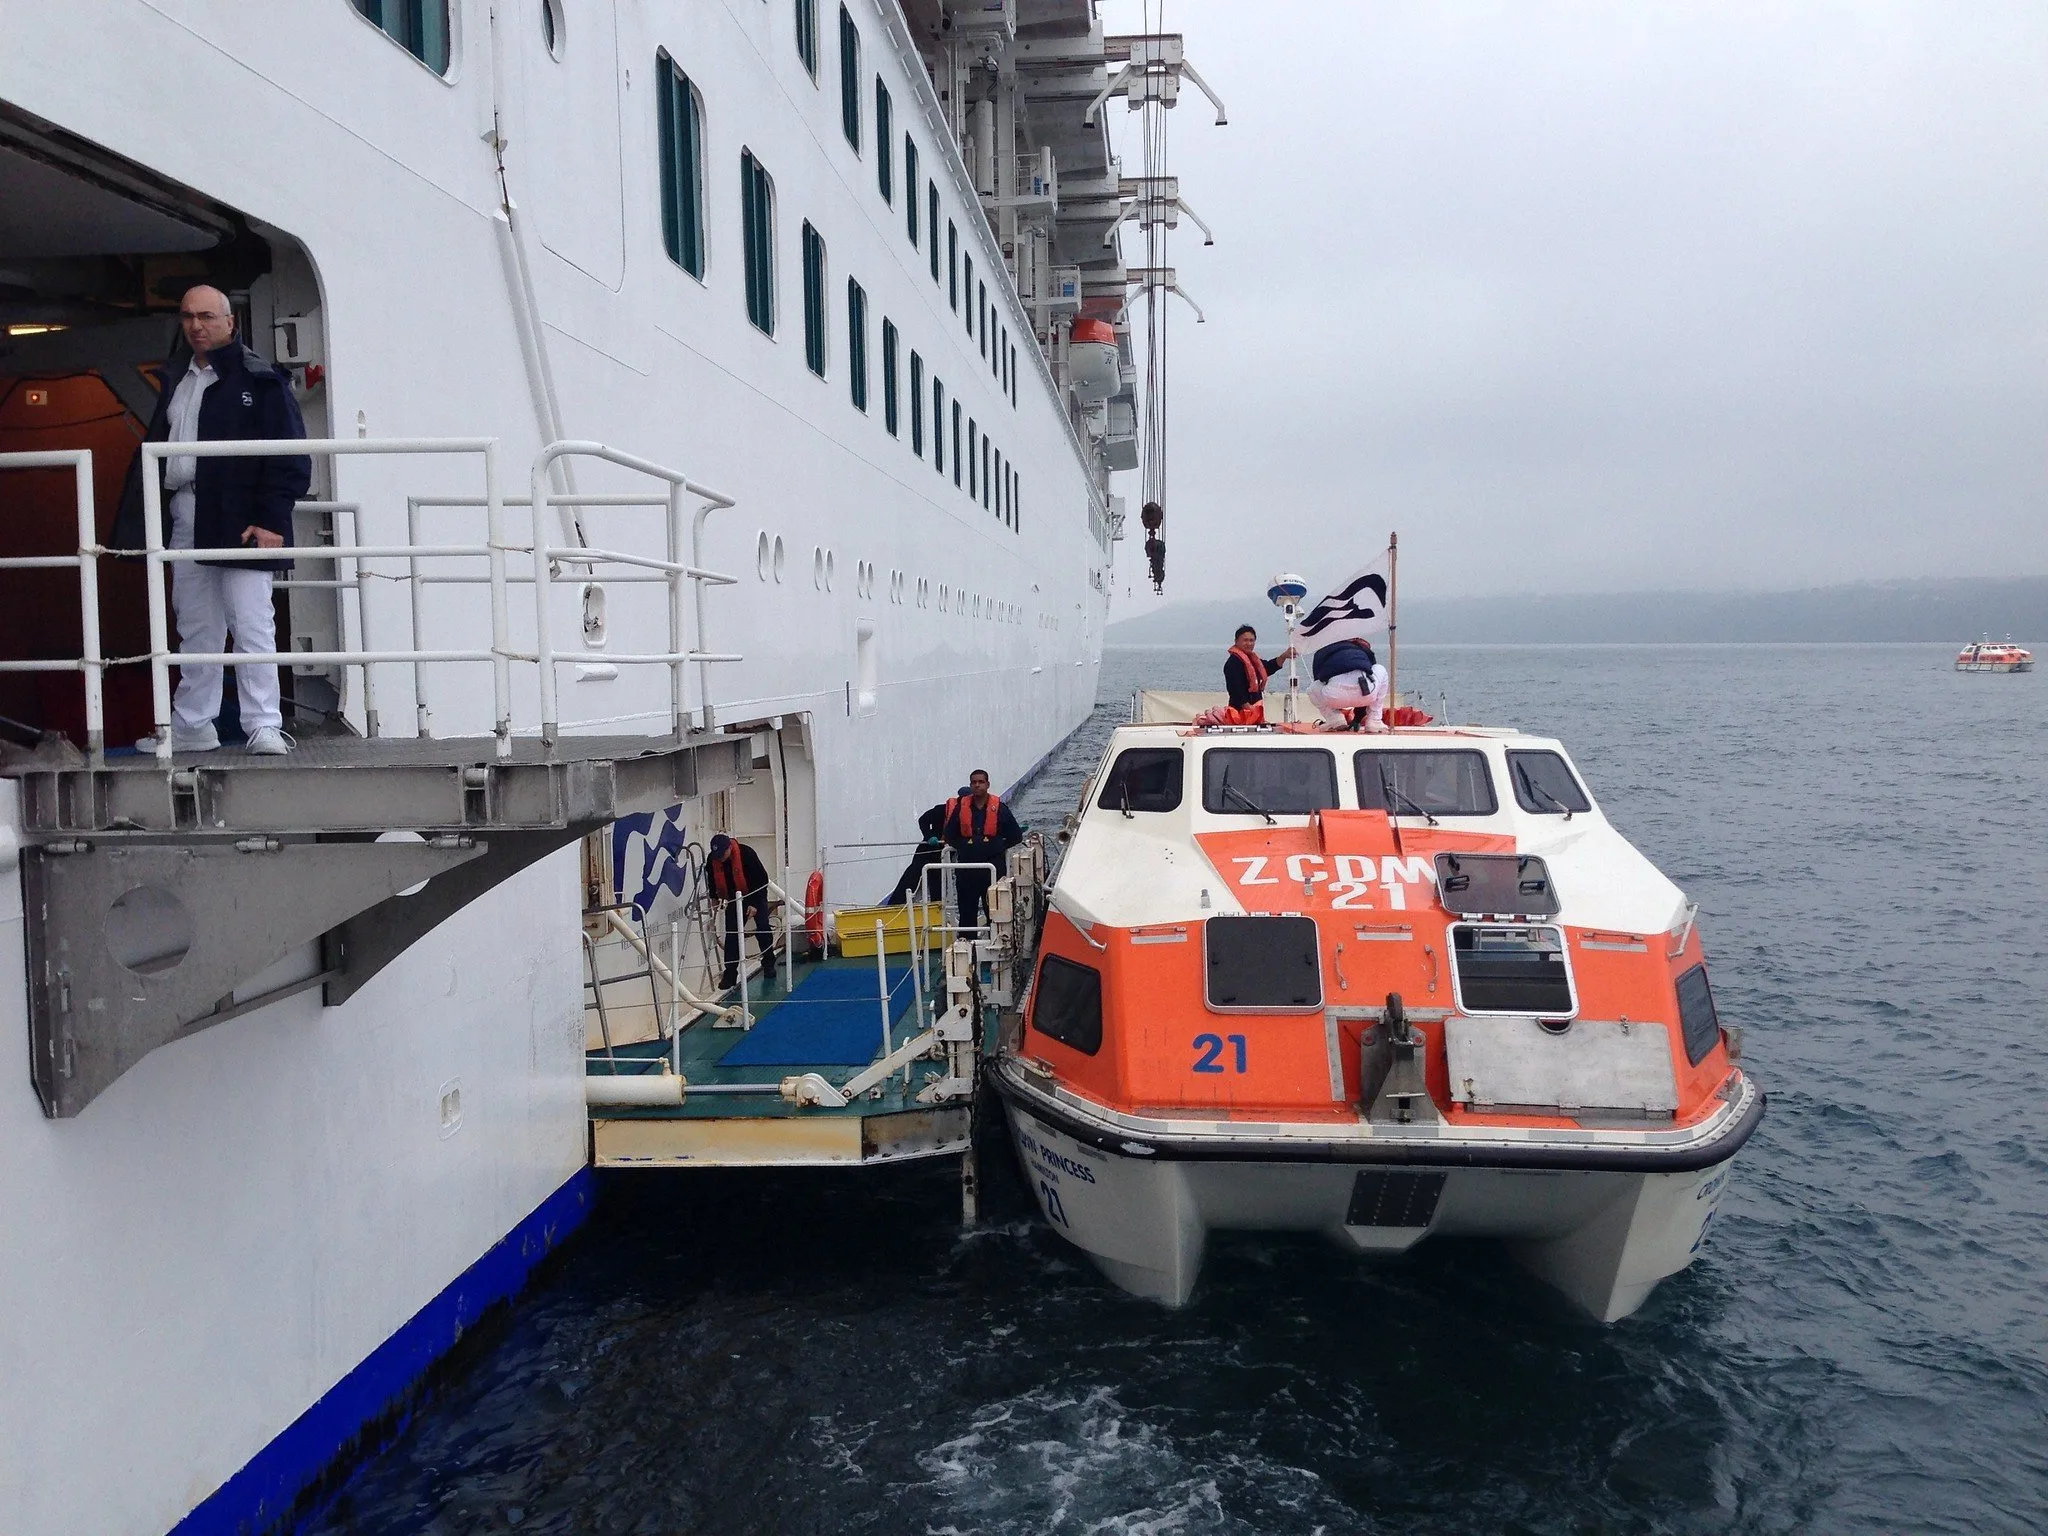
[{"left": 805, "top": 869, "right": 826, "bottom": 952}]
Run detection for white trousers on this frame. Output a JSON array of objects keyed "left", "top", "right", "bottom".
[
  {"left": 171, "top": 558, "right": 282, "bottom": 734},
  {"left": 1309, "top": 664, "right": 1388, "bottom": 729}
]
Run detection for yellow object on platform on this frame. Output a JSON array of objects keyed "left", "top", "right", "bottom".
[{"left": 834, "top": 901, "right": 942, "bottom": 955}]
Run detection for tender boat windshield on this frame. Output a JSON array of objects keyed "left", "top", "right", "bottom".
[
  {"left": 1096, "top": 748, "right": 1185, "bottom": 812},
  {"left": 1355, "top": 750, "right": 1498, "bottom": 816},
  {"left": 1201, "top": 748, "right": 1338, "bottom": 816},
  {"left": 1507, "top": 750, "right": 1591, "bottom": 815}
]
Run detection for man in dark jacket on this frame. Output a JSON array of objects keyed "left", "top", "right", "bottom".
[
  {"left": 704, "top": 833, "right": 776, "bottom": 990},
  {"left": 941, "top": 769, "right": 1024, "bottom": 930},
  {"left": 885, "top": 788, "right": 967, "bottom": 906},
  {"left": 116, "top": 285, "right": 311, "bottom": 754},
  {"left": 1308, "top": 638, "right": 1388, "bottom": 731},
  {"left": 1223, "top": 625, "right": 1295, "bottom": 714}
]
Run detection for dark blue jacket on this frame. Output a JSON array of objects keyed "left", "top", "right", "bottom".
[
  {"left": 942, "top": 795, "right": 1023, "bottom": 864},
  {"left": 115, "top": 340, "right": 311, "bottom": 572},
  {"left": 1312, "top": 639, "right": 1378, "bottom": 683}
]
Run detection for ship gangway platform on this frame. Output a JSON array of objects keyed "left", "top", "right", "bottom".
[
  {"left": 1, "top": 435, "right": 749, "bottom": 1118},
  {"left": 581, "top": 846, "right": 1048, "bottom": 1219}
]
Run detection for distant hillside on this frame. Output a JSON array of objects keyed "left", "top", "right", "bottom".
[{"left": 1106, "top": 577, "right": 2048, "bottom": 646}]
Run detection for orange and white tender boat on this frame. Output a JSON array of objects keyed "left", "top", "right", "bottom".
[
  {"left": 990, "top": 693, "right": 1763, "bottom": 1321},
  {"left": 1955, "top": 639, "right": 2033, "bottom": 673}
]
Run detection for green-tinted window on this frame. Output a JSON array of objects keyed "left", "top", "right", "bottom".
[
  {"left": 910, "top": 351, "right": 924, "bottom": 454},
  {"left": 881, "top": 319, "right": 899, "bottom": 434},
  {"left": 904, "top": 138, "right": 919, "bottom": 243},
  {"left": 741, "top": 151, "right": 775, "bottom": 335},
  {"left": 951, "top": 401, "right": 962, "bottom": 486},
  {"left": 928, "top": 184, "right": 940, "bottom": 280},
  {"left": 947, "top": 221, "right": 958, "bottom": 309},
  {"left": 802, "top": 223, "right": 828, "bottom": 376},
  {"left": 932, "top": 378, "right": 945, "bottom": 473},
  {"left": 838, "top": 7, "right": 860, "bottom": 149},
  {"left": 968, "top": 418, "right": 977, "bottom": 498},
  {"left": 352, "top": 0, "right": 450, "bottom": 74},
  {"left": 963, "top": 256, "right": 974, "bottom": 334},
  {"left": 795, "top": 0, "right": 818, "bottom": 76},
  {"left": 978, "top": 281, "right": 988, "bottom": 357},
  {"left": 847, "top": 277, "right": 868, "bottom": 409},
  {"left": 875, "top": 80, "right": 893, "bottom": 201},
  {"left": 656, "top": 54, "right": 705, "bottom": 279}
]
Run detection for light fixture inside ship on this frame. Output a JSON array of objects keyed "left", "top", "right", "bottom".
[{"left": 6, "top": 323, "right": 68, "bottom": 337}]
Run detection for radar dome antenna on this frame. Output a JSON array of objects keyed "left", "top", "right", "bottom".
[{"left": 1268, "top": 573, "right": 1309, "bottom": 722}]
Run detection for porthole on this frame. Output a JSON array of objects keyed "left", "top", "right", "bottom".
[
  {"left": 939, "top": 584, "right": 949, "bottom": 612},
  {"left": 826, "top": 548, "right": 836, "bottom": 591},
  {"left": 756, "top": 531, "right": 771, "bottom": 581},
  {"left": 540, "top": 0, "right": 563, "bottom": 58},
  {"left": 773, "top": 535, "right": 786, "bottom": 583}
]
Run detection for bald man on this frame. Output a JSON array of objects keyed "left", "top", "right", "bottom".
[{"left": 116, "top": 285, "right": 311, "bottom": 754}]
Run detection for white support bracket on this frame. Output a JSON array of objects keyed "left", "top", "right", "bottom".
[{"left": 780, "top": 1027, "right": 939, "bottom": 1109}]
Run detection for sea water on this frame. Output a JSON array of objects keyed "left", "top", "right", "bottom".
[{"left": 306, "top": 644, "right": 2048, "bottom": 1535}]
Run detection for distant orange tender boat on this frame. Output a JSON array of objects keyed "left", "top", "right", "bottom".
[
  {"left": 1955, "top": 639, "right": 2033, "bottom": 673},
  {"left": 991, "top": 691, "right": 1762, "bottom": 1322}
]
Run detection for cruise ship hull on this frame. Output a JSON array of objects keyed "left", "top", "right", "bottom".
[{"left": 0, "top": 1, "right": 1123, "bottom": 1529}]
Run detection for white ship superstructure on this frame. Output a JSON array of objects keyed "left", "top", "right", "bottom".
[{"left": 0, "top": 2, "right": 1217, "bottom": 1530}]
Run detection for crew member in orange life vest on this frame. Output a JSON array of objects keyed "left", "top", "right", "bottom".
[
  {"left": 704, "top": 833, "right": 775, "bottom": 990},
  {"left": 941, "top": 769, "right": 1024, "bottom": 929},
  {"left": 1223, "top": 625, "right": 1297, "bottom": 714}
]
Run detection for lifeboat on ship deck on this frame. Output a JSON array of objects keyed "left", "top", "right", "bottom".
[
  {"left": 989, "top": 693, "right": 1763, "bottom": 1322},
  {"left": 1066, "top": 316, "right": 1121, "bottom": 405}
]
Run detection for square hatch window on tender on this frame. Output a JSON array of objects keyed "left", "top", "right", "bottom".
[
  {"left": 1201, "top": 748, "right": 1339, "bottom": 817},
  {"left": 1354, "top": 750, "right": 1498, "bottom": 818},
  {"left": 1205, "top": 915, "right": 1323, "bottom": 1012},
  {"left": 1449, "top": 924, "right": 1577, "bottom": 1018}
]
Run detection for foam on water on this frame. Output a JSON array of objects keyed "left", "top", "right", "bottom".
[{"left": 304, "top": 645, "right": 2048, "bottom": 1535}]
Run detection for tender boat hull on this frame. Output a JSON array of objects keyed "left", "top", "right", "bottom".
[{"left": 994, "top": 1066, "right": 1759, "bottom": 1322}]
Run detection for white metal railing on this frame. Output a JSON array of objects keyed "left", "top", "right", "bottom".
[
  {"left": 2, "top": 437, "right": 739, "bottom": 764},
  {"left": 0, "top": 450, "right": 105, "bottom": 752}
]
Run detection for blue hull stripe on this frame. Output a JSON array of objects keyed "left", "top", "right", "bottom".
[{"left": 169, "top": 1167, "right": 594, "bottom": 1536}]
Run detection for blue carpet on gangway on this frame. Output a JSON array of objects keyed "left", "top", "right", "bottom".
[{"left": 717, "top": 964, "right": 917, "bottom": 1067}]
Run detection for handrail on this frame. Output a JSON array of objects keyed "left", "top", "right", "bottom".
[
  {"left": 529, "top": 440, "right": 737, "bottom": 741},
  {"left": 7, "top": 437, "right": 741, "bottom": 764}
]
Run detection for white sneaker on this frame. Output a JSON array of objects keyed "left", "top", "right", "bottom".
[
  {"left": 134, "top": 723, "right": 219, "bottom": 753},
  {"left": 244, "top": 726, "right": 294, "bottom": 756}
]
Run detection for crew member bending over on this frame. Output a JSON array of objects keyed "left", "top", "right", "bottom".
[
  {"left": 941, "top": 769, "right": 1023, "bottom": 930},
  {"left": 704, "top": 833, "right": 775, "bottom": 990},
  {"left": 886, "top": 788, "right": 966, "bottom": 906},
  {"left": 1223, "top": 625, "right": 1296, "bottom": 721},
  {"left": 1308, "top": 638, "right": 1389, "bottom": 731}
]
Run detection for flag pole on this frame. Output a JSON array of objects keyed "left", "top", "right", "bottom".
[{"left": 1386, "top": 533, "right": 1399, "bottom": 728}]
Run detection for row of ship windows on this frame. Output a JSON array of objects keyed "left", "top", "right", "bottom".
[
  {"left": 662, "top": 32, "right": 1024, "bottom": 535},
  {"left": 750, "top": 531, "right": 1055, "bottom": 628},
  {"left": 354, "top": 2, "right": 1026, "bottom": 532}
]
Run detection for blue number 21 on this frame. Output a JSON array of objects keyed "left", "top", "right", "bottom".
[{"left": 1192, "top": 1033, "right": 1248, "bottom": 1073}]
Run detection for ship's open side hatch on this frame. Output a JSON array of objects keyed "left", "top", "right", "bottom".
[{"left": 12, "top": 732, "right": 747, "bottom": 1118}]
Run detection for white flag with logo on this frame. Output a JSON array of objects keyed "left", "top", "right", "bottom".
[{"left": 1295, "top": 552, "right": 1392, "bottom": 653}]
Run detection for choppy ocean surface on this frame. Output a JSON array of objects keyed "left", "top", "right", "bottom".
[{"left": 307, "top": 645, "right": 2048, "bottom": 1535}]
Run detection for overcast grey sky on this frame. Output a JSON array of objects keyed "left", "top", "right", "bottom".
[{"left": 1097, "top": 0, "right": 2048, "bottom": 612}]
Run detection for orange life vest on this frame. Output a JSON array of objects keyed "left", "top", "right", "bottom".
[
  {"left": 946, "top": 793, "right": 1001, "bottom": 841},
  {"left": 708, "top": 841, "right": 749, "bottom": 897},
  {"left": 1230, "top": 645, "right": 1268, "bottom": 696}
]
